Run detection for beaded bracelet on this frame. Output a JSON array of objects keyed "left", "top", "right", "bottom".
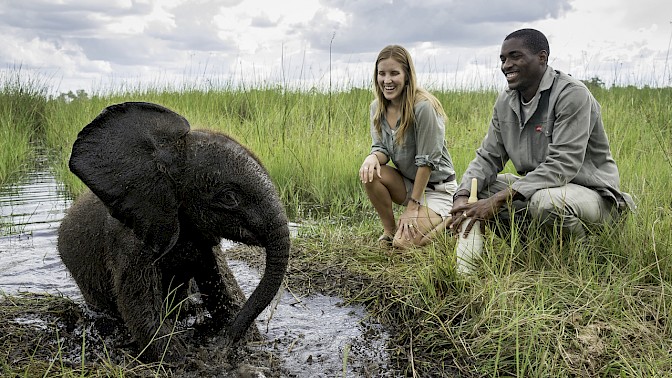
[{"left": 409, "top": 197, "right": 422, "bottom": 206}]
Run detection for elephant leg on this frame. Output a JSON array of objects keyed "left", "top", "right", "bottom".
[
  {"left": 113, "top": 254, "right": 186, "bottom": 362},
  {"left": 194, "top": 246, "right": 252, "bottom": 337},
  {"left": 58, "top": 191, "right": 120, "bottom": 316}
]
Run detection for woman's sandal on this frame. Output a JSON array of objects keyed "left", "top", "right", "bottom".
[{"left": 378, "top": 233, "right": 394, "bottom": 248}]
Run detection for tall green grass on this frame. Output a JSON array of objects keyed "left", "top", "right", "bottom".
[
  {"left": 42, "top": 85, "right": 378, "bottom": 219},
  {"left": 0, "top": 68, "right": 48, "bottom": 186},
  {"left": 40, "top": 85, "right": 503, "bottom": 220},
  {"left": 2, "top": 71, "right": 671, "bottom": 376},
  {"left": 43, "top": 95, "right": 113, "bottom": 195}
]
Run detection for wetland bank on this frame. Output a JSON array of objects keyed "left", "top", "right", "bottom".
[{"left": 1, "top": 75, "right": 672, "bottom": 376}]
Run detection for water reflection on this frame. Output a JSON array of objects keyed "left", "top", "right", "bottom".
[
  {"left": 0, "top": 171, "right": 77, "bottom": 296},
  {"left": 0, "top": 168, "right": 393, "bottom": 377}
]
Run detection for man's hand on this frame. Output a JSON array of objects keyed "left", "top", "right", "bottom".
[
  {"left": 450, "top": 188, "right": 515, "bottom": 238},
  {"left": 449, "top": 195, "right": 478, "bottom": 238}
]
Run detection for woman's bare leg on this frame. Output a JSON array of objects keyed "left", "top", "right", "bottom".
[{"left": 362, "top": 165, "right": 407, "bottom": 237}]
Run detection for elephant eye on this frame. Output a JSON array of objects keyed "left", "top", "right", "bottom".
[{"left": 213, "top": 191, "right": 239, "bottom": 209}]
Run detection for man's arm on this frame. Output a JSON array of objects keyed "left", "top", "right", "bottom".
[{"left": 456, "top": 102, "right": 510, "bottom": 197}]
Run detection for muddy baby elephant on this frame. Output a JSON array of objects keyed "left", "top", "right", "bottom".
[{"left": 58, "top": 102, "right": 290, "bottom": 361}]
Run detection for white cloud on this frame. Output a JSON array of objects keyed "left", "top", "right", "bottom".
[{"left": 534, "top": 0, "right": 672, "bottom": 86}]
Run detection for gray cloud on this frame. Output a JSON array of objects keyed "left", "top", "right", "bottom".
[
  {"left": 0, "top": 1, "right": 152, "bottom": 35},
  {"left": 250, "top": 14, "right": 280, "bottom": 28},
  {"left": 299, "top": 0, "right": 572, "bottom": 53},
  {"left": 74, "top": 37, "right": 168, "bottom": 67},
  {"left": 0, "top": 0, "right": 240, "bottom": 69},
  {"left": 0, "top": 0, "right": 572, "bottom": 68}
]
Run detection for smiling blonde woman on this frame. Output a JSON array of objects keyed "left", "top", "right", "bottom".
[{"left": 359, "top": 45, "right": 457, "bottom": 249}]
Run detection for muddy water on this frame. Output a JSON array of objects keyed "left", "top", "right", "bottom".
[{"left": 0, "top": 168, "right": 393, "bottom": 377}]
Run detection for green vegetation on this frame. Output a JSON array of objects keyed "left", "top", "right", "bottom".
[
  {"left": 1, "top": 71, "right": 671, "bottom": 376},
  {"left": 0, "top": 68, "right": 48, "bottom": 186}
]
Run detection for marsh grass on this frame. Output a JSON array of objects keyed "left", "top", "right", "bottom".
[
  {"left": 0, "top": 68, "right": 48, "bottom": 186},
  {"left": 2, "top": 71, "right": 671, "bottom": 376}
]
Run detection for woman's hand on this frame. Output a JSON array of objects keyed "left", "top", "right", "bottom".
[
  {"left": 397, "top": 203, "right": 420, "bottom": 241},
  {"left": 359, "top": 154, "right": 382, "bottom": 183}
]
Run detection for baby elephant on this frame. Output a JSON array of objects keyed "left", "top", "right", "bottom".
[{"left": 58, "top": 102, "right": 290, "bottom": 361}]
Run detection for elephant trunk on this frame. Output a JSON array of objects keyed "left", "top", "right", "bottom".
[{"left": 228, "top": 216, "right": 290, "bottom": 342}]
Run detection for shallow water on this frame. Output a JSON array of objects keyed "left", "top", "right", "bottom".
[
  {"left": 0, "top": 171, "right": 77, "bottom": 296},
  {"left": 0, "top": 168, "right": 393, "bottom": 377}
]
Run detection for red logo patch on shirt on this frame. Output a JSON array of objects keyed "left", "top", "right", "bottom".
[{"left": 535, "top": 125, "right": 543, "bottom": 132}]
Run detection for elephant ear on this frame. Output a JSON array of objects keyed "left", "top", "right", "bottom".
[{"left": 69, "top": 102, "right": 190, "bottom": 256}]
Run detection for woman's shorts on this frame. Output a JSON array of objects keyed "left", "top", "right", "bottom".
[{"left": 402, "top": 178, "right": 457, "bottom": 219}]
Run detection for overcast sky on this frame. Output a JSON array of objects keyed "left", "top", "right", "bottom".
[{"left": 2, "top": 0, "right": 671, "bottom": 95}]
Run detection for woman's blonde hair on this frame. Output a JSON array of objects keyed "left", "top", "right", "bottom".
[{"left": 372, "top": 45, "right": 446, "bottom": 144}]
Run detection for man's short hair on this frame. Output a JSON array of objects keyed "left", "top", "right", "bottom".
[{"left": 505, "top": 28, "right": 550, "bottom": 57}]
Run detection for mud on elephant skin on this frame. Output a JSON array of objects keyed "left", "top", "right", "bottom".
[{"left": 57, "top": 101, "right": 290, "bottom": 362}]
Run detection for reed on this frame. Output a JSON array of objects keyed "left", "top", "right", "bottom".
[
  {"left": 0, "top": 292, "right": 184, "bottom": 377},
  {"left": 290, "top": 212, "right": 671, "bottom": 376},
  {"left": 0, "top": 68, "right": 48, "bottom": 186}
]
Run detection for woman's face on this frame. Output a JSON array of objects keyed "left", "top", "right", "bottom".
[{"left": 377, "top": 57, "right": 407, "bottom": 105}]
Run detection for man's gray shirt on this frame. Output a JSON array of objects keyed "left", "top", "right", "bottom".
[{"left": 458, "top": 66, "right": 634, "bottom": 210}]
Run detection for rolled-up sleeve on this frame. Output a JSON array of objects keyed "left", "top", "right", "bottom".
[{"left": 414, "top": 101, "right": 444, "bottom": 169}]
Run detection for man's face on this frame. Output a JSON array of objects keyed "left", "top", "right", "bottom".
[{"left": 500, "top": 37, "right": 547, "bottom": 101}]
